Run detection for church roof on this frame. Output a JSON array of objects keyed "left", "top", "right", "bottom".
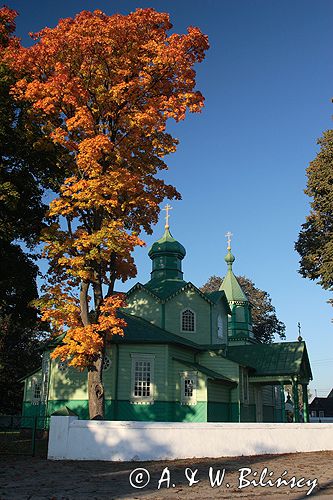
[
  {"left": 110, "top": 312, "right": 204, "bottom": 351},
  {"left": 148, "top": 227, "right": 186, "bottom": 259},
  {"left": 172, "top": 358, "right": 237, "bottom": 387},
  {"left": 127, "top": 281, "right": 230, "bottom": 311},
  {"left": 144, "top": 278, "right": 187, "bottom": 300},
  {"left": 219, "top": 249, "right": 248, "bottom": 303},
  {"left": 227, "top": 341, "right": 312, "bottom": 379}
]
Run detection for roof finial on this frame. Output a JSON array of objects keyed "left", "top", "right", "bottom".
[
  {"left": 163, "top": 203, "right": 173, "bottom": 229},
  {"left": 297, "top": 322, "right": 303, "bottom": 342},
  {"left": 225, "top": 231, "right": 233, "bottom": 250}
]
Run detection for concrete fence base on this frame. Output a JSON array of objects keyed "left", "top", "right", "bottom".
[{"left": 47, "top": 416, "right": 333, "bottom": 461}]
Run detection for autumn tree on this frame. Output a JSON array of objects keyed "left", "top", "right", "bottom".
[
  {"left": 201, "top": 275, "right": 286, "bottom": 343},
  {"left": 8, "top": 8, "right": 209, "bottom": 418},
  {"left": 295, "top": 130, "right": 333, "bottom": 310}
]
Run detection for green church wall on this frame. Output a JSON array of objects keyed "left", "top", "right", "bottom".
[
  {"left": 112, "top": 400, "right": 207, "bottom": 422},
  {"left": 125, "top": 289, "right": 162, "bottom": 327},
  {"left": 164, "top": 289, "right": 211, "bottom": 345},
  {"left": 262, "top": 385, "right": 274, "bottom": 405},
  {"left": 240, "top": 404, "right": 256, "bottom": 422},
  {"left": 48, "top": 359, "right": 87, "bottom": 401},
  {"left": 207, "top": 402, "right": 230, "bottom": 421},
  {"left": 117, "top": 344, "right": 168, "bottom": 401},
  {"left": 198, "top": 351, "right": 239, "bottom": 382},
  {"left": 263, "top": 405, "right": 275, "bottom": 422},
  {"left": 207, "top": 380, "right": 230, "bottom": 403}
]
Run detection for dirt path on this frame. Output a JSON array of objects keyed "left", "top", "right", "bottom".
[{"left": 0, "top": 451, "right": 332, "bottom": 499}]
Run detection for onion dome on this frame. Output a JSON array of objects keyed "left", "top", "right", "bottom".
[{"left": 148, "top": 227, "right": 186, "bottom": 260}]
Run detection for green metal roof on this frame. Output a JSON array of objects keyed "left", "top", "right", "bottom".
[
  {"left": 144, "top": 279, "right": 187, "bottom": 300},
  {"left": 227, "top": 342, "right": 312, "bottom": 379},
  {"left": 110, "top": 312, "right": 204, "bottom": 351},
  {"left": 204, "top": 290, "right": 232, "bottom": 314},
  {"left": 148, "top": 228, "right": 186, "bottom": 259},
  {"left": 219, "top": 249, "right": 248, "bottom": 303},
  {"left": 220, "top": 270, "right": 248, "bottom": 303},
  {"left": 172, "top": 357, "right": 237, "bottom": 387}
]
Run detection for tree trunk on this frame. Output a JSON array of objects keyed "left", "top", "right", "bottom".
[
  {"left": 88, "top": 356, "right": 104, "bottom": 419},
  {"left": 80, "top": 279, "right": 105, "bottom": 419}
]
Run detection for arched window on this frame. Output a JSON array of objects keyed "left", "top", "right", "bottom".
[
  {"left": 181, "top": 309, "right": 195, "bottom": 332},
  {"left": 217, "top": 314, "right": 224, "bottom": 339}
]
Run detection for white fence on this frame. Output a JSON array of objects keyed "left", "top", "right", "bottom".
[{"left": 48, "top": 416, "right": 333, "bottom": 461}]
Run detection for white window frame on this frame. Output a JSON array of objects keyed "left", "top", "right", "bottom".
[
  {"left": 130, "top": 354, "right": 155, "bottom": 404},
  {"left": 180, "top": 371, "right": 197, "bottom": 405},
  {"left": 319, "top": 410, "right": 325, "bottom": 418},
  {"left": 180, "top": 308, "right": 196, "bottom": 333},
  {"left": 217, "top": 314, "right": 224, "bottom": 340},
  {"left": 31, "top": 378, "right": 41, "bottom": 405}
]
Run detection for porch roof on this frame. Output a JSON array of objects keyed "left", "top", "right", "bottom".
[
  {"left": 227, "top": 341, "right": 312, "bottom": 381},
  {"left": 172, "top": 357, "right": 238, "bottom": 387}
]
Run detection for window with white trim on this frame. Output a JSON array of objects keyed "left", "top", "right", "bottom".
[
  {"left": 181, "top": 309, "right": 196, "bottom": 332},
  {"left": 180, "top": 371, "right": 197, "bottom": 405},
  {"left": 311, "top": 410, "right": 316, "bottom": 417},
  {"left": 217, "top": 314, "right": 224, "bottom": 339},
  {"left": 131, "top": 354, "right": 154, "bottom": 403},
  {"left": 319, "top": 410, "right": 325, "bottom": 418},
  {"left": 32, "top": 379, "right": 41, "bottom": 405}
]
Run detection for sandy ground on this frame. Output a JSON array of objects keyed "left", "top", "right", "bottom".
[{"left": 0, "top": 451, "right": 333, "bottom": 499}]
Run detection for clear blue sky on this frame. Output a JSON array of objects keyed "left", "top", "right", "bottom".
[{"left": 10, "top": 0, "right": 333, "bottom": 399}]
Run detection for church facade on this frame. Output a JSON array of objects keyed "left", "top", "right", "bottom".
[{"left": 21, "top": 221, "right": 313, "bottom": 423}]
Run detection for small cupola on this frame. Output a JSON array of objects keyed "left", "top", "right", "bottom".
[
  {"left": 148, "top": 205, "right": 186, "bottom": 282},
  {"left": 219, "top": 232, "right": 254, "bottom": 342}
]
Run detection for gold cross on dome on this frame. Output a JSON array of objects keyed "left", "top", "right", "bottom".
[
  {"left": 163, "top": 204, "right": 173, "bottom": 229},
  {"left": 225, "top": 231, "right": 233, "bottom": 250}
]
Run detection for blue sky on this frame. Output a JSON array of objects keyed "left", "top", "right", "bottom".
[{"left": 10, "top": 0, "right": 333, "bottom": 398}]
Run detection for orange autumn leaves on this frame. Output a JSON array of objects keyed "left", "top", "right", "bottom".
[
  {"left": 39, "top": 292, "right": 127, "bottom": 369},
  {"left": 5, "top": 8, "right": 208, "bottom": 368}
]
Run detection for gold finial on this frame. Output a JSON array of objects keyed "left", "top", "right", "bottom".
[
  {"left": 163, "top": 204, "right": 173, "bottom": 229},
  {"left": 225, "top": 231, "right": 233, "bottom": 250},
  {"left": 297, "top": 322, "right": 303, "bottom": 342}
]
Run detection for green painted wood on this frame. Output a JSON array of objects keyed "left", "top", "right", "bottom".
[
  {"left": 164, "top": 289, "right": 211, "bottom": 345},
  {"left": 108, "top": 401, "right": 208, "bottom": 422},
  {"left": 263, "top": 405, "right": 275, "bottom": 422},
  {"left": 240, "top": 404, "right": 256, "bottom": 422},
  {"left": 207, "top": 402, "right": 230, "bottom": 421},
  {"left": 125, "top": 288, "right": 162, "bottom": 327},
  {"left": 117, "top": 344, "right": 168, "bottom": 401}
]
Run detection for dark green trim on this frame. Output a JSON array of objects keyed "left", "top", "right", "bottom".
[{"left": 161, "top": 303, "right": 165, "bottom": 330}]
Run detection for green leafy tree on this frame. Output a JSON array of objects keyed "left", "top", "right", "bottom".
[
  {"left": 0, "top": 242, "right": 48, "bottom": 414},
  {"left": 295, "top": 130, "right": 333, "bottom": 308},
  {"left": 0, "top": 7, "right": 63, "bottom": 413},
  {"left": 201, "top": 275, "right": 286, "bottom": 343}
]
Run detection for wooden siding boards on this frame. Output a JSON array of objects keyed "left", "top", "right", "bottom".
[
  {"left": 48, "top": 359, "right": 87, "bottom": 401},
  {"left": 117, "top": 344, "right": 168, "bottom": 401},
  {"left": 125, "top": 288, "right": 162, "bottom": 327},
  {"left": 164, "top": 289, "right": 211, "bottom": 344}
]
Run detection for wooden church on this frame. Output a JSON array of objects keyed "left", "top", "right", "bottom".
[{"left": 21, "top": 213, "right": 313, "bottom": 424}]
